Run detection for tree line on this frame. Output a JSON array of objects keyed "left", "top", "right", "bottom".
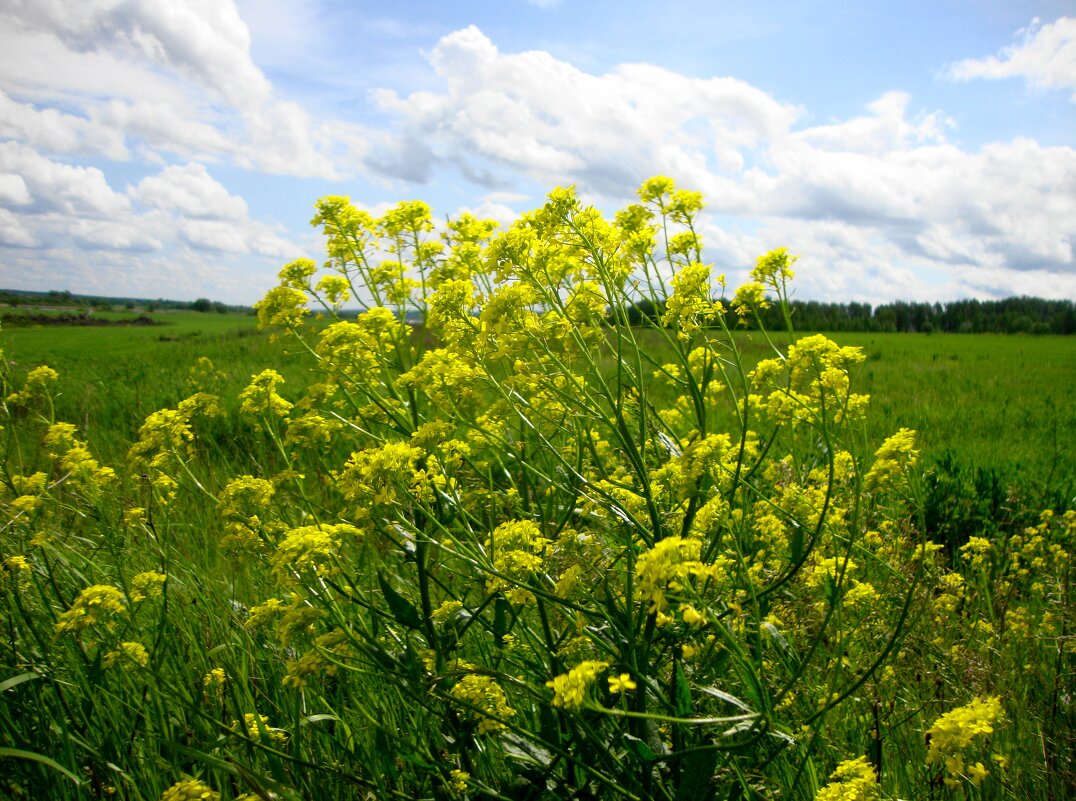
[
  {"left": 625, "top": 296, "right": 1076, "bottom": 334},
  {"left": 0, "top": 288, "right": 249, "bottom": 314}
]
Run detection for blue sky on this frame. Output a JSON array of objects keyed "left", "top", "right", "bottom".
[{"left": 0, "top": 0, "right": 1073, "bottom": 305}]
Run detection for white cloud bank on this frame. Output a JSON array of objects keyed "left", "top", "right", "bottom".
[
  {"left": 365, "top": 26, "right": 1076, "bottom": 302},
  {"left": 0, "top": 0, "right": 350, "bottom": 177},
  {"left": 0, "top": 6, "right": 1073, "bottom": 304},
  {"left": 947, "top": 16, "right": 1076, "bottom": 101}
]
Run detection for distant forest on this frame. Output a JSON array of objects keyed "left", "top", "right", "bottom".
[
  {"left": 3, "top": 288, "right": 1074, "bottom": 334},
  {"left": 0, "top": 288, "right": 250, "bottom": 315},
  {"left": 627, "top": 296, "right": 1076, "bottom": 335}
]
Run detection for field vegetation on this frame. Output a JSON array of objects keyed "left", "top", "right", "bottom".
[{"left": 0, "top": 178, "right": 1072, "bottom": 800}]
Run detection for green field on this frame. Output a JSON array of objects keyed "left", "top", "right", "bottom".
[{"left": 4, "top": 317, "right": 1071, "bottom": 499}]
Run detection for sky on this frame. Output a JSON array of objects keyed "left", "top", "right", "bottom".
[{"left": 0, "top": 0, "right": 1074, "bottom": 307}]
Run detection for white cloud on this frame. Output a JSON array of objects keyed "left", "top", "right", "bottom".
[
  {"left": 1, "top": 0, "right": 272, "bottom": 109},
  {"left": 367, "top": 25, "right": 798, "bottom": 193},
  {"left": 101, "top": 99, "right": 236, "bottom": 159},
  {"left": 0, "top": 149, "right": 299, "bottom": 301},
  {"left": 241, "top": 99, "right": 342, "bottom": 179},
  {"left": 0, "top": 1, "right": 352, "bottom": 179},
  {"left": 947, "top": 16, "right": 1076, "bottom": 101},
  {"left": 0, "top": 90, "right": 129, "bottom": 159},
  {"left": 132, "top": 162, "right": 248, "bottom": 220},
  {"left": 0, "top": 27, "right": 192, "bottom": 107},
  {"left": 0, "top": 141, "right": 131, "bottom": 216},
  {"left": 363, "top": 26, "right": 1075, "bottom": 299},
  {"left": 0, "top": 173, "right": 32, "bottom": 206},
  {"left": 0, "top": 208, "right": 36, "bottom": 246}
]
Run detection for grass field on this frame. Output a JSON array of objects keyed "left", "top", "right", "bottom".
[{"left": 4, "top": 316, "right": 1071, "bottom": 499}]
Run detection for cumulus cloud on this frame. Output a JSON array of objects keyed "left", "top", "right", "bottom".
[
  {"left": 947, "top": 16, "right": 1076, "bottom": 101},
  {"left": 0, "top": 141, "right": 131, "bottom": 216},
  {"left": 0, "top": 0, "right": 349, "bottom": 178},
  {"left": 367, "top": 25, "right": 798, "bottom": 193},
  {"left": 0, "top": 208, "right": 36, "bottom": 247},
  {"left": 0, "top": 90, "right": 129, "bottom": 159},
  {"left": 1, "top": 11, "right": 1073, "bottom": 304},
  {"left": 0, "top": 0, "right": 272, "bottom": 109},
  {"left": 0, "top": 150, "right": 299, "bottom": 301},
  {"left": 132, "top": 162, "right": 248, "bottom": 220},
  {"left": 362, "top": 26, "right": 1075, "bottom": 298}
]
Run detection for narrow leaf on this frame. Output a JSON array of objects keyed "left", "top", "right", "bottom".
[
  {"left": 674, "top": 661, "right": 692, "bottom": 718},
  {"left": 0, "top": 672, "right": 41, "bottom": 693},
  {"left": 378, "top": 571, "right": 423, "bottom": 630},
  {"left": 675, "top": 747, "right": 718, "bottom": 801},
  {"left": 0, "top": 747, "right": 82, "bottom": 786}
]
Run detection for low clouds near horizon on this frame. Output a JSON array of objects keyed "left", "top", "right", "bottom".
[{"left": 0, "top": 2, "right": 1073, "bottom": 305}]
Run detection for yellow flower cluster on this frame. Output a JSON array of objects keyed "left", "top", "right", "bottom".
[
  {"left": 662, "top": 262, "right": 723, "bottom": 339},
  {"left": 634, "top": 536, "right": 716, "bottom": 615},
  {"left": 449, "top": 673, "right": 516, "bottom": 734},
  {"left": 547, "top": 660, "right": 609, "bottom": 710},
  {"left": 128, "top": 393, "right": 220, "bottom": 487},
  {"left": 238, "top": 369, "right": 292, "bottom": 418},
  {"left": 234, "top": 713, "right": 287, "bottom": 744},
  {"left": 159, "top": 778, "right": 219, "bottom": 801},
  {"left": 752, "top": 335, "right": 868, "bottom": 427},
  {"left": 864, "top": 428, "right": 918, "bottom": 491},
  {"left": 336, "top": 441, "right": 429, "bottom": 509},
  {"left": 926, "top": 696, "right": 1005, "bottom": 787},
  {"left": 104, "top": 640, "right": 149, "bottom": 669},
  {"left": 815, "top": 756, "right": 879, "bottom": 801},
  {"left": 448, "top": 768, "right": 470, "bottom": 795},
  {"left": 486, "top": 520, "right": 551, "bottom": 604},
  {"left": 254, "top": 285, "right": 310, "bottom": 329},
  {"left": 44, "top": 422, "right": 116, "bottom": 489},
  {"left": 274, "top": 523, "right": 362, "bottom": 582},
  {"left": 283, "top": 628, "right": 353, "bottom": 689},
  {"left": 398, "top": 348, "right": 486, "bottom": 410},
  {"left": 55, "top": 584, "right": 127, "bottom": 635},
  {"left": 130, "top": 571, "right": 167, "bottom": 602},
  {"left": 203, "top": 667, "right": 226, "bottom": 690},
  {"left": 6, "top": 364, "right": 59, "bottom": 407}
]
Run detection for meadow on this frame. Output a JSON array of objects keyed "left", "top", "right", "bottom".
[
  {"left": 1, "top": 179, "right": 1072, "bottom": 800},
  {"left": 4, "top": 315, "right": 1071, "bottom": 504}
]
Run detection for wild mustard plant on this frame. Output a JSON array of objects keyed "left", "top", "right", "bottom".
[{"left": 0, "top": 178, "right": 1071, "bottom": 800}]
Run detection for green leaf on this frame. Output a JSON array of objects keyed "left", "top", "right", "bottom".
[
  {"left": 789, "top": 520, "right": 804, "bottom": 564},
  {"left": 760, "top": 623, "right": 799, "bottom": 671},
  {"left": 697, "top": 685, "right": 754, "bottom": 713},
  {"left": 0, "top": 747, "right": 82, "bottom": 786},
  {"left": 674, "top": 660, "right": 692, "bottom": 718},
  {"left": 622, "top": 733, "right": 657, "bottom": 763},
  {"left": 0, "top": 671, "right": 41, "bottom": 693},
  {"left": 493, "top": 595, "right": 509, "bottom": 648},
  {"left": 378, "top": 570, "right": 423, "bottom": 630},
  {"left": 675, "top": 747, "right": 717, "bottom": 801}
]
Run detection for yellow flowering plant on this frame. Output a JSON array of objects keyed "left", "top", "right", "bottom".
[{"left": 0, "top": 178, "right": 1069, "bottom": 800}]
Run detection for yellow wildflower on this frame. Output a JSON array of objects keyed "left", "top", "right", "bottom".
[
  {"left": 55, "top": 584, "right": 127, "bottom": 635},
  {"left": 926, "top": 696, "right": 1005, "bottom": 787},
  {"left": 104, "top": 641, "right": 149, "bottom": 669},
  {"left": 130, "top": 571, "right": 167, "bottom": 602},
  {"left": 547, "top": 660, "right": 609, "bottom": 710},
  {"left": 159, "top": 778, "right": 219, "bottom": 801},
  {"left": 815, "top": 756, "right": 879, "bottom": 801},
  {"left": 608, "top": 673, "right": 637, "bottom": 694},
  {"left": 449, "top": 674, "right": 516, "bottom": 734}
]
